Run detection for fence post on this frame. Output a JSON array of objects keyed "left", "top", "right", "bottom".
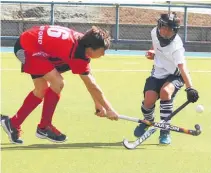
[
  {"left": 18, "top": 22, "right": 24, "bottom": 35},
  {"left": 50, "top": 2, "right": 55, "bottom": 25},
  {"left": 183, "top": 6, "right": 188, "bottom": 43},
  {"left": 115, "top": 4, "right": 119, "bottom": 43},
  {"left": 167, "top": 1, "right": 171, "bottom": 14}
]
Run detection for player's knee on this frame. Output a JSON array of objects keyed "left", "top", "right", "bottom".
[
  {"left": 33, "top": 83, "right": 49, "bottom": 98},
  {"left": 143, "top": 99, "right": 155, "bottom": 109},
  {"left": 141, "top": 101, "right": 155, "bottom": 112},
  {"left": 160, "top": 87, "right": 173, "bottom": 100},
  {"left": 144, "top": 91, "right": 158, "bottom": 108},
  {"left": 50, "top": 79, "right": 64, "bottom": 93},
  {"left": 58, "top": 79, "right": 65, "bottom": 90}
]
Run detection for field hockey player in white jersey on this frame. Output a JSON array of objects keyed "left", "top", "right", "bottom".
[{"left": 134, "top": 12, "right": 199, "bottom": 145}]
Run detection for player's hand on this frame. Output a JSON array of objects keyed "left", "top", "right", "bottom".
[
  {"left": 95, "top": 107, "right": 106, "bottom": 117},
  {"left": 185, "top": 87, "right": 199, "bottom": 103},
  {"left": 145, "top": 50, "right": 155, "bottom": 60},
  {"left": 106, "top": 110, "right": 119, "bottom": 121}
]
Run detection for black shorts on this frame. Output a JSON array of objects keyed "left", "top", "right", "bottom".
[
  {"left": 143, "top": 75, "right": 184, "bottom": 98},
  {"left": 14, "top": 38, "right": 71, "bottom": 79}
]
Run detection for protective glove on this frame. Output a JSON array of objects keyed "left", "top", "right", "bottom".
[{"left": 185, "top": 88, "right": 199, "bottom": 103}]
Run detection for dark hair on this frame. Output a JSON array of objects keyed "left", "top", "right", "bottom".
[{"left": 78, "top": 26, "right": 111, "bottom": 50}]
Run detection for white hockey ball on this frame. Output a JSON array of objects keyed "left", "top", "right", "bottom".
[{"left": 195, "top": 105, "right": 204, "bottom": 113}]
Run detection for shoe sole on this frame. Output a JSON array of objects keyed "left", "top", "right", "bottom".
[
  {"left": 159, "top": 139, "right": 171, "bottom": 145},
  {"left": 35, "top": 133, "right": 68, "bottom": 143},
  {"left": 159, "top": 142, "right": 171, "bottom": 145},
  {"left": 1, "top": 119, "right": 23, "bottom": 144}
]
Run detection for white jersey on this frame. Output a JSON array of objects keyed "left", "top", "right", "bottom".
[{"left": 151, "top": 27, "right": 186, "bottom": 79}]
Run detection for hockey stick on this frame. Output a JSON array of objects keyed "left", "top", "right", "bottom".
[
  {"left": 118, "top": 115, "right": 201, "bottom": 136},
  {"left": 122, "top": 101, "right": 192, "bottom": 149}
]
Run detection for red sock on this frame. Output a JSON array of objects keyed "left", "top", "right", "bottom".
[
  {"left": 38, "top": 88, "right": 60, "bottom": 129},
  {"left": 11, "top": 91, "right": 42, "bottom": 128}
]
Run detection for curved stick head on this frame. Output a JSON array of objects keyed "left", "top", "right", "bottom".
[
  {"left": 122, "top": 139, "right": 137, "bottom": 149},
  {"left": 194, "top": 124, "right": 202, "bottom": 136}
]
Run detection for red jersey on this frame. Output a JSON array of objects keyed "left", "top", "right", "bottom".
[{"left": 20, "top": 25, "right": 90, "bottom": 74}]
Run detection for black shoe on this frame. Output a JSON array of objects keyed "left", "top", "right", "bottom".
[
  {"left": 36, "top": 125, "right": 67, "bottom": 143},
  {"left": 1, "top": 114, "right": 8, "bottom": 122},
  {"left": 1, "top": 115, "right": 23, "bottom": 144}
]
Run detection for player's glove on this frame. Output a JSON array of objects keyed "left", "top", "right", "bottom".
[
  {"left": 145, "top": 50, "right": 155, "bottom": 60},
  {"left": 185, "top": 87, "right": 199, "bottom": 103}
]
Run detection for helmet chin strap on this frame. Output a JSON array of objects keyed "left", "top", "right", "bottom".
[{"left": 156, "top": 28, "right": 176, "bottom": 47}]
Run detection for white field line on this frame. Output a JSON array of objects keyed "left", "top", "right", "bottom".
[
  {"left": 1, "top": 68, "right": 211, "bottom": 73},
  {"left": 2, "top": 52, "right": 211, "bottom": 59}
]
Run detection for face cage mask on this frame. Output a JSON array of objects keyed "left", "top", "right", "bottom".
[{"left": 156, "top": 27, "right": 176, "bottom": 47}]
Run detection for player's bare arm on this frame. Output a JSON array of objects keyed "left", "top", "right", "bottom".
[
  {"left": 178, "top": 63, "right": 199, "bottom": 103},
  {"left": 177, "top": 63, "right": 192, "bottom": 88},
  {"left": 79, "top": 74, "right": 118, "bottom": 120},
  {"left": 85, "top": 77, "right": 106, "bottom": 118}
]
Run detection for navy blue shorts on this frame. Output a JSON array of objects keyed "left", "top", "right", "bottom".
[{"left": 143, "top": 75, "right": 184, "bottom": 98}]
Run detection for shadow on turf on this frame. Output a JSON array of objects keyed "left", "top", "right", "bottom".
[
  {"left": 1, "top": 142, "right": 159, "bottom": 150},
  {"left": 1, "top": 143, "right": 12, "bottom": 145}
]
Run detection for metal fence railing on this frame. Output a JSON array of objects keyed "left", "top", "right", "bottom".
[{"left": 1, "top": 1, "right": 211, "bottom": 44}]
